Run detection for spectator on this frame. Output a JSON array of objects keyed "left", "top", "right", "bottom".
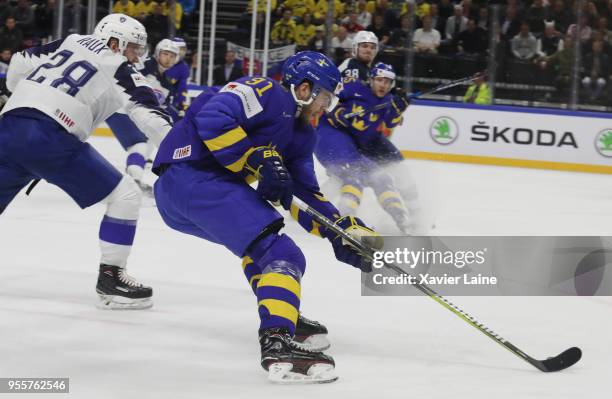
[
  {"left": 445, "top": 4, "right": 468, "bottom": 42},
  {"left": 536, "top": 21, "right": 564, "bottom": 58},
  {"left": 356, "top": 0, "right": 372, "bottom": 29},
  {"left": 246, "top": 0, "right": 277, "bottom": 14},
  {"left": 428, "top": 3, "right": 445, "bottom": 33},
  {"left": 461, "top": 0, "right": 478, "bottom": 19},
  {"left": 389, "top": 12, "right": 413, "bottom": 48},
  {"left": 162, "top": 0, "right": 183, "bottom": 31},
  {"left": 113, "top": 0, "right": 137, "bottom": 17},
  {"left": 0, "top": 17, "right": 23, "bottom": 53},
  {"left": 307, "top": 25, "right": 325, "bottom": 52},
  {"left": 342, "top": 11, "right": 364, "bottom": 39},
  {"left": 456, "top": 18, "right": 487, "bottom": 55},
  {"left": 541, "top": 35, "right": 574, "bottom": 93},
  {"left": 366, "top": 13, "right": 390, "bottom": 45},
  {"left": 34, "top": 0, "right": 54, "bottom": 40},
  {"left": 585, "top": 1, "right": 599, "bottom": 26},
  {"left": 594, "top": 17, "right": 612, "bottom": 47},
  {"left": 511, "top": 22, "right": 538, "bottom": 60},
  {"left": 567, "top": 14, "right": 592, "bottom": 43},
  {"left": 282, "top": 0, "right": 316, "bottom": 19},
  {"left": 525, "top": 0, "right": 547, "bottom": 36},
  {"left": 414, "top": 15, "right": 441, "bottom": 54},
  {"left": 213, "top": 50, "right": 244, "bottom": 86},
  {"left": 135, "top": 0, "right": 158, "bottom": 22},
  {"left": 313, "top": 0, "right": 344, "bottom": 22},
  {"left": 463, "top": 74, "right": 491, "bottom": 104},
  {"left": 374, "top": 0, "right": 398, "bottom": 30},
  {"left": 500, "top": 5, "right": 522, "bottom": 41},
  {"left": 331, "top": 25, "right": 353, "bottom": 60},
  {"left": 547, "top": 0, "right": 571, "bottom": 34},
  {"left": 0, "top": 0, "right": 13, "bottom": 27},
  {"left": 581, "top": 39, "right": 610, "bottom": 101},
  {"left": 271, "top": 8, "right": 296, "bottom": 45},
  {"left": 0, "top": 48, "right": 10, "bottom": 74},
  {"left": 13, "top": 0, "right": 34, "bottom": 37},
  {"left": 295, "top": 12, "right": 316, "bottom": 50},
  {"left": 144, "top": 3, "right": 167, "bottom": 47},
  {"left": 438, "top": 0, "right": 454, "bottom": 21},
  {"left": 414, "top": 0, "right": 431, "bottom": 21},
  {"left": 476, "top": 7, "right": 488, "bottom": 31}
]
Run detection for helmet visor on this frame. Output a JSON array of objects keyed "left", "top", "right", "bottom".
[{"left": 313, "top": 82, "right": 342, "bottom": 112}]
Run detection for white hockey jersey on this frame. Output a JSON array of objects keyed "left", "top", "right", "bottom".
[{"left": 1, "top": 34, "right": 172, "bottom": 145}]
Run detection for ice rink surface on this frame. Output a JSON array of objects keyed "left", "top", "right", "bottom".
[{"left": 1, "top": 136, "right": 611, "bottom": 398}]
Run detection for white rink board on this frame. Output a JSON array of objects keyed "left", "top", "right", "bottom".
[{"left": 393, "top": 101, "right": 612, "bottom": 173}]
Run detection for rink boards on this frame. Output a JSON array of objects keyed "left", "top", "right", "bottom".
[
  {"left": 92, "top": 92, "right": 612, "bottom": 174},
  {"left": 395, "top": 100, "right": 612, "bottom": 174}
]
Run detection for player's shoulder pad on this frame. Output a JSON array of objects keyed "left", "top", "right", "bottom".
[
  {"left": 338, "top": 57, "right": 352, "bottom": 73},
  {"left": 218, "top": 77, "right": 282, "bottom": 119}
]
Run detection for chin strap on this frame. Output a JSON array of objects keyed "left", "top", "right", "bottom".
[{"left": 290, "top": 83, "right": 314, "bottom": 117}]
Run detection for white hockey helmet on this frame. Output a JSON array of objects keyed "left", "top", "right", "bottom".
[
  {"left": 94, "top": 13, "right": 148, "bottom": 58},
  {"left": 155, "top": 39, "right": 180, "bottom": 60},
  {"left": 352, "top": 30, "right": 379, "bottom": 58}
]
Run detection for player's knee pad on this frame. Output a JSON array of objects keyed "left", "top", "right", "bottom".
[
  {"left": 103, "top": 176, "right": 142, "bottom": 220},
  {"left": 246, "top": 232, "right": 306, "bottom": 281}
]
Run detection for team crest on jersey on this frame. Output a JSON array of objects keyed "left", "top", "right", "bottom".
[{"left": 172, "top": 145, "right": 192, "bottom": 160}]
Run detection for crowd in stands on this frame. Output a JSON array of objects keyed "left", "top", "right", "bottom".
[
  {"left": 234, "top": 0, "right": 612, "bottom": 104},
  {"left": 0, "top": 0, "right": 193, "bottom": 76}
]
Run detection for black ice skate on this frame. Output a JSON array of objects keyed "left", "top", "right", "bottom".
[
  {"left": 259, "top": 327, "right": 338, "bottom": 384},
  {"left": 96, "top": 264, "right": 153, "bottom": 310},
  {"left": 293, "top": 314, "right": 331, "bottom": 352}
]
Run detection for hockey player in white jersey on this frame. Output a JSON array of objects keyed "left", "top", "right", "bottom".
[
  {"left": 106, "top": 38, "right": 180, "bottom": 197},
  {"left": 0, "top": 14, "right": 173, "bottom": 309},
  {"left": 338, "top": 30, "right": 379, "bottom": 83}
]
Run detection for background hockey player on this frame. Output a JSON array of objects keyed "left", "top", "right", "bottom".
[
  {"left": 0, "top": 13, "right": 173, "bottom": 309},
  {"left": 106, "top": 38, "right": 180, "bottom": 196},
  {"left": 339, "top": 30, "right": 379, "bottom": 83},
  {"left": 152, "top": 51, "right": 377, "bottom": 383},
  {"left": 165, "top": 36, "right": 190, "bottom": 121},
  {"left": 316, "top": 62, "right": 422, "bottom": 234}
]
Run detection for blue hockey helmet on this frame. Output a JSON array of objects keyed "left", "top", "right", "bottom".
[
  {"left": 370, "top": 62, "right": 396, "bottom": 88},
  {"left": 282, "top": 51, "right": 343, "bottom": 112}
]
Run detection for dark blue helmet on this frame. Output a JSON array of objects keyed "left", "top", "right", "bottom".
[
  {"left": 282, "top": 51, "right": 343, "bottom": 111},
  {"left": 370, "top": 62, "right": 396, "bottom": 87}
]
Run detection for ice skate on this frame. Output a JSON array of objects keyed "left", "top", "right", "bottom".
[
  {"left": 260, "top": 327, "right": 338, "bottom": 384},
  {"left": 293, "top": 313, "right": 331, "bottom": 352},
  {"left": 96, "top": 264, "right": 153, "bottom": 310}
]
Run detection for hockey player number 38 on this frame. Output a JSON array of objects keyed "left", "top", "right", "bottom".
[{"left": 26, "top": 49, "right": 98, "bottom": 97}]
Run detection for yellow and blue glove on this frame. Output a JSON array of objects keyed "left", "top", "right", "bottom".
[
  {"left": 245, "top": 146, "right": 293, "bottom": 210},
  {"left": 322, "top": 215, "right": 379, "bottom": 272}
]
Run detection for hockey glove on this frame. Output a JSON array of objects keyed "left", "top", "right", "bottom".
[
  {"left": 391, "top": 94, "right": 410, "bottom": 113},
  {"left": 245, "top": 146, "right": 293, "bottom": 210},
  {"left": 323, "top": 216, "right": 380, "bottom": 272},
  {"left": 328, "top": 107, "right": 351, "bottom": 128}
]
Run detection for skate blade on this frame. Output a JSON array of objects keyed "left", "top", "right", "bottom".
[
  {"left": 292, "top": 334, "right": 331, "bottom": 352},
  {"left": 96, "top": 294, "right": 153, "bottom": 310},
  {"left": 267, "top": 362, "right": 338, "bottom": 384}
]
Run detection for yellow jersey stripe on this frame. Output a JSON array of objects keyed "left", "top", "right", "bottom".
[
  {"left": 203, "top": 126, "right": 247, "bottom": 152},
  {"left": 258, "top": 299, "right": 299, "bottom": 324}
]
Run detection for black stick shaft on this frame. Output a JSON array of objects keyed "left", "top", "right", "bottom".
[{"left": 291, "top": 197, "right": 542, "bottom": 370}]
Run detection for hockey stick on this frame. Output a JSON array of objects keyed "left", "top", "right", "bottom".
[
  {"left": 291, "top": 197, "right": 582, "bottom": 372},
  {"left": 343, "top": 71, "right": 486, "bottom": 118}
]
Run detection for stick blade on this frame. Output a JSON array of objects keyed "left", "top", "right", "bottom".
[{"left": 537, "top": 347, "right": 582, "bottom": 372}]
